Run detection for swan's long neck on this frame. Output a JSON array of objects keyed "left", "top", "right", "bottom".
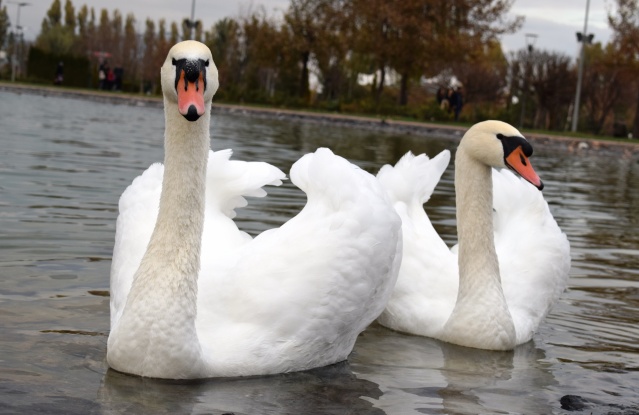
[
  {"left": 455, "top": 146, "right": 500, "bottom": 291},
  {"left": 152, "top": 98, "right": 210, "bottom": 270},
  {"left": 107, "top": 98, "right": 211, "bottom": 377},
  {"left": 442, "top": 143, "right": 516, "bottom": 350}
]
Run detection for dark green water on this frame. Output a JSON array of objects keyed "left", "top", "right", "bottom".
[{"left": 1, "top": 91, "right": 638, "bottom": 414}]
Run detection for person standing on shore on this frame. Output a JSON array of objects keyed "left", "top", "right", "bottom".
[
  {"left": 98, "top": 62, "right": 106, "bottom": 90},
  {"left": 449, "top": 87, "right": 463, "bottom": 121},
  {"left": 54, "top": 61, "right": 64, "bottom": 85}
]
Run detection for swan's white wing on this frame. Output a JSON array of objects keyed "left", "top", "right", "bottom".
[
  {"left": 492, "top": 168, "right": 570, "bottom": 344},
  {"left": 110, "top": 163, "right": 163, "bottom": 327},
  {"left": 110, "top": 150, "right": 285, "bottom": 328},
  {"left": 197, "top": 148, "right": 403, "bottom": 375},
  {"left": 205, "top": 149, "right": 284, "bottom": 219},
  {"left": 201, "top": 149, "right": 285, "bottom": 256},
  {"left": 376, "top": 151, "right": 458, "bottom": 337}
]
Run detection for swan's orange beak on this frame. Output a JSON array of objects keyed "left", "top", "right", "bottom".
[
  {"left": 176, "top": 70, "right": 206, "bottom": 122},
  {"left": 505, "top": 146, "right": 544, "bottom": 190}
]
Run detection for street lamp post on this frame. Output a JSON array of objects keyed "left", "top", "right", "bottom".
[
  {"left": 571, "top": 0, "right": 591, "bottom": 132},
  {"left": 190, "top": 0, "right": 196, "bottom": 39},
  {"left": 519, "top": 33, "right": 538, "bottom": 129},
  {"left": 183, "top": 0, "right": 197, "bottom": 40},
  {"left": 9, "top": 1, "right": 30, "bottom": 82}
]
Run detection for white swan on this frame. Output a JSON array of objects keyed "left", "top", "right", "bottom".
[
  {"left": 376, "top": 120, "right": 570, "bottom": 350},
  {"left": 107, "top": 40, "right": 403, "bottom": 379}
]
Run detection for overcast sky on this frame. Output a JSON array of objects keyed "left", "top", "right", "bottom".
[{"left": 13, "top": 0, "right": 613, "bottom": 59}]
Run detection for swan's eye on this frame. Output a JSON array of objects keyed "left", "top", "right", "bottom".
[
  {"left": 172, "top": 58, "right": 177, "bottom": 66},
  {"left": 204, "top": 59, "right": 209, "bottom": 67},
  {"left": 496, "top": 133, "right": 505, "bottom": 140}
]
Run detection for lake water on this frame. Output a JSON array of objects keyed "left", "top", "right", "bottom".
[{"left": 1, "top": 90, "right": 638, "bottom": 414}]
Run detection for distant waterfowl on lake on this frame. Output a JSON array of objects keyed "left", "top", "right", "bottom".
[
  {"left": 107, "top": 40, "right": 403, "bottom": 379},
  {"left": 377, "top": 120, "right": 570, "bottom": 350}
]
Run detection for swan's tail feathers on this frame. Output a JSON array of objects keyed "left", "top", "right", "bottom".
[
  {"left": 377, "top": 150, "right": 451, "bottom": 206},
  {"left": 290, "top": 147, "right": 378, "bottom": 202},
  {"left": 206, "top": 149, "right": 286, "bottom": 218}
]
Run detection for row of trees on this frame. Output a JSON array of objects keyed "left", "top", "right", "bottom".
[{"left": 2, "top": 0, "right": 639, "bottom": 136}]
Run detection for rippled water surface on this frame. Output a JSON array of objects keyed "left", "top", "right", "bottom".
[{"left": 1, "top": 90, "right": 638, "bottom": 414}]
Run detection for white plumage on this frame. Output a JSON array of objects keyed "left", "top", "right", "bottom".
[
  {"left": 107, "top": 41, "right": 402, "bottom": 378},
  {"left": 377, "top": 121, "right": 570, "bottom": 350}
]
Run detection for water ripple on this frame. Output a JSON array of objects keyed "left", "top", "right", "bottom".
[{"left": 1, "top": 90, "right": 639, "bottom": 412}]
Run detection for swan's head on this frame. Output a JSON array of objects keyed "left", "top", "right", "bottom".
[
  {"left": 160, "top": 40, "right": 219, "bottom": 122},
  {"left": 460, "top": 120, "right": 543, "bottom": 190}
]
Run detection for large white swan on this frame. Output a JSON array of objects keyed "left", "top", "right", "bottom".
[
  {"left": 376, "top": 121, "right": 570, "bottom": 350},
  {"left": 107, "top": 41, "right": 403, "bottom": 379}
]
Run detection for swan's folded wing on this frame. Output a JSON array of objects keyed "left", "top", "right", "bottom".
[
  {"left": 492, "top": 168, "right": 571, "bottom": 343},
  {"left": 197, "top": 148, "right": 402, "bottom": 371},
  {"left": 377, "top": 197, "right": 459, "bottom": 337},
  {"left": 376, "top": 150, "right": 458, "bottom": 336}
]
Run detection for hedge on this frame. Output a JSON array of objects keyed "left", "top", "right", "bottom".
[{"left": 27, "top": 47, "right": 91, "bottom": 88}]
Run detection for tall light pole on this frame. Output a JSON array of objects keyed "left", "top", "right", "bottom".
[
  {"left": 190, "top": 0, "right": 196, "bottom": 39},
  {"left": 571, "top": 0, "right": 591, "bottom": 132},
  {"left": 9, "top": 1, "right": 30, "bottom": 82},
  {"left": 519, "top": 33, "right": 538, "bottom": 129},
  {"left": 183, "top": 0, "right": 197, "bottom": 40}
]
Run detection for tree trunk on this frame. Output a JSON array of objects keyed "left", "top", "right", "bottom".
[
  {"left": 399, "top": 72, "right": 409, "bottom": 106},
  {"left": 633, "top": 86, "right": 639, "bottom": 138},
  {"left": 300, "top": 50, "right": 310, "bottom": 101}
]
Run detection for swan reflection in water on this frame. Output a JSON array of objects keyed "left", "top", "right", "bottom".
[
  {"left": 350, "top": 324, "right": 557, "bottom": 415},
  {"left": 98, "top": 361, "right": 384, "bottom": 415},
  {"left": 98, "top": 324, "right": 556, "bottom": 415}
]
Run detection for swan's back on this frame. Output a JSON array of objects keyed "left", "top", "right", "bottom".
[
  {"left": 492, "top": 169, "right": 570, "bottom": 343},
  {"left": 197, "top": 148, "right": 403, "bottom": 375}
]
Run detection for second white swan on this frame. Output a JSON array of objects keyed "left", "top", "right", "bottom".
[{"left": 377, "top": 120, "right": 570, "bottom": 350}]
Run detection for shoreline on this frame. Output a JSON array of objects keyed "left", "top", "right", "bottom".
[{"left": 2, "top": 82, "right": 638, "bottom": 159}]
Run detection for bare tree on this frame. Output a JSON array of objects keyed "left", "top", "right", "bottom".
[
  {"left": 122, "top": 13, "right": 139, "bottom": 89},
  {"left": 581, "top": 43, "right": 633, "bottom": 134},
  {"left": 508, "top": 48, "right": 576, "bottom": 130},
  {"left": 453, "top": 39, "right": 508, "bottom": 112},
  {"left": 0, "top": 0, "right": 9, "bottom": 49},
  {"left": 285, "top": 0, "right": 320, "bottom": 101},
  {"left": 142, "top": 18, "right": 156, "bottom": 92},
  {"left": 529, "top": 50, "right": 576, "bottom": 130},
  {"left": 609, "top": 0, "right": 639, "bottom": 136}
]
